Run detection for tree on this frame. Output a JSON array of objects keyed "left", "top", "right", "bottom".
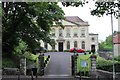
[
  {"left": 2, "top": 2, "right": 65, "bottom": 55},
  {"left": 99, "top": 35, "right": 112, "bottom": 51},
  {"left": 62, "top": 0, "right": 120, "bottom": 18}
]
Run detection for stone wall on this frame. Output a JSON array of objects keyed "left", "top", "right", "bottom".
[{"left": 97, "top": 69, "right": 120, "bottom": 80}]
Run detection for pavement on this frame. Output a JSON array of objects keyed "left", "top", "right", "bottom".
[
  {"left": 2, "top": 75, "right": 85, "bottom": 80},
  {"left": 1, "top": 75, "right": 90, "bottom": 80}
]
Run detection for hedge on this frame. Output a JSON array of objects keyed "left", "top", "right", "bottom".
[
  {"left": 114, "top": 56, "right": 120, "bottom": 61},
  {"left": 97, "top": 56, "right": 120, "bottom": 72}
]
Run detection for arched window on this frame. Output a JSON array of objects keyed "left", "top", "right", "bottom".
[
  {"left": 82, "top": 41, "right": 85, "bottom": 49},
  {"left": 73, "top": 28, "right": 78, "bottom": 37},
  {"left": 59, "top": 28, "right": 63, "bottom": 37},
  {"left": 74, "top": 41, "right": 77, "bottom": 48},
  {"left": 67, "top": 41, "right": 70, "bottom": 49}
]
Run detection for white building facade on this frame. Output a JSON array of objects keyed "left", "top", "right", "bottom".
[{"left": 41, "top": 16, "right": 99, "bottom": 52}]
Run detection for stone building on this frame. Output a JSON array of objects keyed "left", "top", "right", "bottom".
[{"left": 40, "top": 16, "right": 99, "bottom": 52}]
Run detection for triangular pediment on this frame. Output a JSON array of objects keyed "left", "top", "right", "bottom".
[{"left": 62, "top": 20, "right": 78, "bottom": 26}]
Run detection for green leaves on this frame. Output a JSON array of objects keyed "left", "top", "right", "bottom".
[
  {"left": 13, "top": 39, "right": 28, "bottom": 56},
  {"left": 2, "top": 2, "right": 65, "bottom": 54},
  {"left": 97, "top": 56, "right": 120, "bottom": 72},
  {"left": 99, "top": 35, "right": 112, "bottom": 51},
  {"left": 61, "top": 1, "right": 120, "bottom": 18},
  {"left": 91, "top": 1, "right": 120, "bottom": 18}
]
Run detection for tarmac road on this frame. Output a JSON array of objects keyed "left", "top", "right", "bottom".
[{"left": 44, "top": 52, "right": 72, "bottom": 76}]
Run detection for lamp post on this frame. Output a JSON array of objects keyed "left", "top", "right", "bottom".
[{"left": 110, "top": 9, "right": 115, "bottom": 80}]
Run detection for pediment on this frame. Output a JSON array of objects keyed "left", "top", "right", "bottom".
[{"left": 62, "top": 20, "right": 77, "bottom": 26}]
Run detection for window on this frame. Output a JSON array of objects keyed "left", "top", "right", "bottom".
[
  {"left": 81, "top": 29, "right": 85, "bottom": 37},
  {"left": 66, "top": 28, "right": 70, "bottom": 38},
  {"left": 74, "top": 41, "right": 77, "bottom": 47},
  {"left": 81, "top": 41, "right": 85, "bottom": 49},
  {"left": 67, "top": 41, "right": 70, "bottom": 49},
  {"left": 73, "top": 28, "right": 78, "bottom": 37},
  {"left": 91, "top": 37, "right": 95, "bottom": 42},
  {"left": 59, "top": 28, "right": 63, "bottom": 37},
  {"left": 51, "top": 28, "right": 55, "bottom": 37}
]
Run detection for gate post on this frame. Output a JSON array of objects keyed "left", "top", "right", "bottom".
[
  {"left": 90, "top": 54, "right": 97, "bottom": 79},
  {"left": 20, "top": 55, "right": 26, "bottom": 75},
  {"left": 71, "top": 54, "right": 78, "bottom": 76},
  {"left": 38, "top": 54, "right": 44, "bottom": 76}
]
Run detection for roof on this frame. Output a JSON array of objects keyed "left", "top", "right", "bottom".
[
  {"left": 65, "top": 16, "right": 84, "bottom": 23},
  {"left": 113, "top": 34, "right": 120, "bottom": 44},
  {"left": 65, "top": 16, "right": 89, "bottom": 26}
]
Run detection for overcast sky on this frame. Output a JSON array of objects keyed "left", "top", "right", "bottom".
[{"left": 58, "top": 2, "right": 118, "bottom": 42}]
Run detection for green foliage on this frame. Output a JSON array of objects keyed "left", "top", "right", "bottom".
[
  {"left": 2, "top": 58, "right": 17, "bottom": 68},
  {"left": 13, "top": 39, "right": 28, "bottom": 56},
  {"left": 114, "top": 56, "right": 120, "bottom": 61},
  {"left": 25, "top": 51, "right": 38, "bottom": 61},
  {"left": 91, "top": 1, "right": 120, "bottom": 18},
  {"left": 62, "top": 1, "right": 120, "bottom": 18},
  {"left": 64, "top": 50, "right": 70, "bottom": 52},
  {"left": 49, "top": 39, "right": 56, "bottom": 49},
  {"left": 99, "top": 35, "right": 112, "bottom": 51},
  {"left": 97, "top": 56, "right": 120, "bottom": 72},
  {"left": 2, "top": 2, "right": 65, "bottom": 55}
]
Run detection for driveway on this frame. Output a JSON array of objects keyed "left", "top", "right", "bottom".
[{"left": 44, "top": 52, "right": 72, "bottom": 76}]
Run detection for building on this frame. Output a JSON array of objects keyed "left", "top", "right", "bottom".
[
  {"left": 114, "top": 33, "right": 120, "bottom": 56},
  {"left": 113, "top": 17, "right": 120, "bottom": 56},
  {"left": 41, "top": 16, "right": 99, "bottom": 52}
]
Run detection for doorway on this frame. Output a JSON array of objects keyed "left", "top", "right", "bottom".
[
  {"left": 91, "top": 45, "right": 95, "bottom": 53},
  {"left": 58, "top": 42, "right": 63, "bottom": 52}
]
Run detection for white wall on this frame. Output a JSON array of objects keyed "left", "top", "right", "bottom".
[
  {"left": 89, "top": 35, "right": 99, "bottom": 51},
  {"left": 114, "top": 44, "right": 120, "bottom": 56}
]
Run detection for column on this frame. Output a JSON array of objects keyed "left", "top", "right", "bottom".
[
  {"left": 38, "top": 54, "right": 44, "bottom": 76},
  {"left": 90, "top": 54, "right": 97, "bottom": 79}
]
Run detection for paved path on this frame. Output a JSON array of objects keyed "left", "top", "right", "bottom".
[
  {"left": 2, "top": 75, "right": 84, "bottom": 80},
  {"left": 44, "top": 52, "right": 72, "bottom": 76}
]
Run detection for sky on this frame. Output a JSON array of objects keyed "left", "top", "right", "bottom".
[{"left": 58, "top": 2, "right": 118, "bottom": 42}]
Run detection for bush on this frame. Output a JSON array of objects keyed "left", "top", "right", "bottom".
[
  {"left": 114, "top": 56, "right": 120, "bottom": 61},
  {"left": 97, "top": 56, "right": 120, "bottom": 72},
  {"left": 2, "top": 58, "right": 18, "bottom": 68},
  {"left": 64, "top": 50, "right": 70, "bottom": 52}
]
